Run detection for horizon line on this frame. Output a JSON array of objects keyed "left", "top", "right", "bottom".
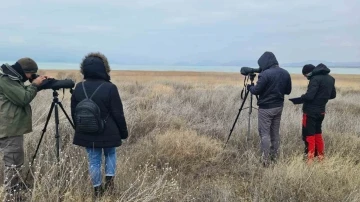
[{"left": 1, "top": 61, "right": 360, "bottom": 68}]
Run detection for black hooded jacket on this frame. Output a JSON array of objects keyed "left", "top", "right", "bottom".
[
  {"left": 301, "top": 63, "right": 336, "bottom": 114},
  {"left": 249, "top": 52, "right": 292, "bottom": 109},
  {"left": 71, "top": 54, "right": 128, "bottom": 148}
]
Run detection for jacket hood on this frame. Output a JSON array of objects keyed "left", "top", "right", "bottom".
[
  {"left": 80, "top": 52, "right": 111, "bottom": 81},
  {"left": 1, "top": 63, "right": 28, "bottom": 82},
  {"left": 258, "top": 51, "right": 279, "bottom": 71},
  {"left": 308, "top": 63, "right": 331, "bottom": 79}
]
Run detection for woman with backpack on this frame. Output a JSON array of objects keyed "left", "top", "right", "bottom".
[{"left": 70, "top": 52, "right": 128, "bottom": 198}]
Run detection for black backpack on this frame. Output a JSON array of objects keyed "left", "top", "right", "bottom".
[{"left": 74, "top": 82, "right": 108, "bottom": 135}]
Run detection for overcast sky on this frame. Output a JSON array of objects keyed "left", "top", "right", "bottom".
[{"left": 0, "top": 0, "right": 359, "bottom": 64}]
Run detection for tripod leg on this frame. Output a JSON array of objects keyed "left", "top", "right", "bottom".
[
  {"left": 247, "top": 92, "right": 254, "bottom": 141},
  {"left": 25, "top": 102, "right": 55, "bottom": 182},
  {"left": 224, "top": 89, "right": 250, "bottom": 148},
  {"left": 58, "top": 102, "right": 75, "bottom": 129},
  {"left": 54, "top": 103, "right": 60, "bottom": 163}
]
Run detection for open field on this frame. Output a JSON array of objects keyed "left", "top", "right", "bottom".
[
  {"left": 1, "top": 70, "right": 360, "bottom": 201},
  {"left": 42, "top": 69, "right": 360, "bottom": 89}
]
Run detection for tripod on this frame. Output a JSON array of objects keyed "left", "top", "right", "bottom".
[
  {"left": 25, "top": 90, "right": 75, "bottom": 181},
  {"left": 224, "top": 73, "right": 258, "bottom": 148}
]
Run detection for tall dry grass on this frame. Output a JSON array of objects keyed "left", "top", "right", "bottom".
[{"left": 0, "top": 70, "right": 360, "bottom": 201}]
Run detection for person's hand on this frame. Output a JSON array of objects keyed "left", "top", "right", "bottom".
[
  {"left": 247, "top": 84, "right": 253, "bottom": 91},
  {"left": 43, "top": 75, "right": 53, "bottom": 79},
  {"left": 32, "top": 75, "right": 47, "bottom": 86}
]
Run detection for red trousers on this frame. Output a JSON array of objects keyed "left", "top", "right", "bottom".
[{"left": 302, "top": 113, "right": 325, "bottom": 163}]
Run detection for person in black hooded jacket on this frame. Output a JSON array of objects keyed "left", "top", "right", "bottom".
[
  {"left": 248, "top": 51, "right": 292, "bottom": 166},
  {"left": 71, "top": 52, "right": 128, "bottom": 197},
  {"left": 299, "top": 63, "right": 336, "bottom": 164}
]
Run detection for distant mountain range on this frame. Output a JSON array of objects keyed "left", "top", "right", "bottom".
[
  {"left": 282, "top": 61, "right": 360, "bottom": 67},
  {"left": 1, "top": 47, "right": 359, "bottom": 68},
  {"left": 172, "top": 60, "right": 360, "bottom": 67}
]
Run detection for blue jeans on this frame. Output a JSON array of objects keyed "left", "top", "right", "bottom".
[{"left": 86, "top": 147, "right": 116, "bottom": 187}]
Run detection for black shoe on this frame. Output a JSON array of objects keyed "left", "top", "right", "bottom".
[
  {"left": 270, "top": 155, "right": 277, "bottom": 164},
  {"left": 4, "top": 190, "right": 26, "bottom": 202},
  {"left": 94, "top": 185, "right": 104, "bottom": 198},
  {"left": 105, "top": 176, "right": 115, "bottom": 192}
]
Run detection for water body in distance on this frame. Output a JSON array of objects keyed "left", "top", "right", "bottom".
[{"left": 1, "top": 62, "right": 359, "bottom": 75}]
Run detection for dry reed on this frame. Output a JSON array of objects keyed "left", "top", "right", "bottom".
[{"left": 0, "top": 70, "right": 359, "bottom": 202}]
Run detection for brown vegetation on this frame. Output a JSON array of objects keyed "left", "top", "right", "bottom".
[{"left": 0, "top": 70, "right": 359, "bottom": 201}]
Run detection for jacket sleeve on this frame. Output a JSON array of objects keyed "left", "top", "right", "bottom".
[
  {"left": 70, "top": 90, "right": 78, "bottom": 124},
  {"left": 109, "top": 85, "right": 128, "bottom": 139},
  {"left": 249, "top": 73, "right": 267, "bottom": 95},
  {"left": 285, "top": 74, "right": 292, "bottom": 95},
  {"left": 330, "top": 86, "right": 336, "bottom": 99},
  {"left": 301, "top": 78, "right": 319, "bottom": 101},
  {"left": 0, "top": 77, "right": 38, "bottom": 107}
]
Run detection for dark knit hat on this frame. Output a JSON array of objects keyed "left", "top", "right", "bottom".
[
  {"left": 17, "top": 57, "right": 38, "bottom": 73},
  {"left": 302, "top": 64, "right": 315, "bottom": 75}
]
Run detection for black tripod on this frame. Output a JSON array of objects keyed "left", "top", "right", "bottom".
[
  {"left": 224, "top": 73, "right": 258, "bottom": 148},
  {"left": 25, "top": 90, "right": 75, "bottom": 181}
]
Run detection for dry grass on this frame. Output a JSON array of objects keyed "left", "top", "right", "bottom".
[
  {"left": 0, "top": 70, "right": 360, "bottom": 202},
  {"left": 42, "top": 69, "right": 360, "bottom": 89}
]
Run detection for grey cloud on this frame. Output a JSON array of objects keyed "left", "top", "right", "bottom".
[{"left": 0, "top": 0, "right": 359, "bottom": 63}]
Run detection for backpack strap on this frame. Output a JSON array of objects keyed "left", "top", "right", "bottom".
[
  {"left": 90, "top": 83, "right": 105, "bottom": 99},
  {"left": 81, "top": 82, "right": 89, "bottom": 99},
  {"left": 104, "top": 113, "right": 110, "bottom": 123},
  {"left": 82, "top": 82, "right": 106, "bottom": 100}
]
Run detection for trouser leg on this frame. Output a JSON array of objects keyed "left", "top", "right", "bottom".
[
  {"left": 305, "top": 136, "right": 315, "bottom": 164},
  {"left": 86, "top": 147, "right": 102, "bottom": 187},
  {"left": 104, "top": 147, "right": 116, "bottom": 191},
  {"left": 0, "top": 135, "right": 25, "bottom": 201},
  {"left": 0, "top": 136, "right": 24, "bottom": 192},
  {"left": 104, "top": 147, "right": 116, "bottom": 177},
  {"left": 302, "top": 113, "right": 316, "bottom": 164},
  {"left": 315, "top": 113, "right": 325, "bottom": 161},
  {"left": 314, "top": 134, "right": 324, "bottom": 160},
  {"left": 270, "top": 107, "right": 283, "bottom": 161},
  {"left": 258, "top": 108, "right": 272, "bottom": 166}
]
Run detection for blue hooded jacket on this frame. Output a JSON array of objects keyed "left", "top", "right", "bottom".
[{"left": 249, "top": 51, "right": 292, "bottom": 109}]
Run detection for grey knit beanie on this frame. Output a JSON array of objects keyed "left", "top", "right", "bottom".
[{"left": 17, "top": 57, "right": 38, "bottom": 73}]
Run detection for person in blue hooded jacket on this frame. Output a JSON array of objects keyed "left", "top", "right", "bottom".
[{"left": 248, "top": 51, "right": 292, "bottom": 166}]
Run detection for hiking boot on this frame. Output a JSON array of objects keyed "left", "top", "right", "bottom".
[
  {"left": 260, "top": 155, "right": 270, "bottom": 168},
  {"left": 270, "top": 154, "right": 278, "bottom": 164},
  {"left": 104, "top": 176, "right": 115, "bottom": 193},
  {"left": 94, "top": 185, "right": 104, "bottom": 198},
  {"left": 4, "top": 191, "right": 26, "bottom": 202}
]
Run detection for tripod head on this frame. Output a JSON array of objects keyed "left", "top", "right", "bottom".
[
  {"left": 53, "top": 90, "right": 59, "bottom": 98},
  {"left": 249, "top": 73, "right": 256, "bottom": 83},
  {"left": 241, "top": 73, "right": 257, "bottom": 99},
  {"left": 52, "top": 88, "right": 74, "bottom": 102}
]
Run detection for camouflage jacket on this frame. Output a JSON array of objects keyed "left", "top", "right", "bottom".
[{"left": 0, "top": 64, "right": 38, "bottom": 138}]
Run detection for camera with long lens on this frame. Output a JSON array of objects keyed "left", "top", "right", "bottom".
[
  {"left": 240, "top": 67, "right": 261, "bottom": 76},
  {"left": 30, "top": 74, "right": 75, "bottom": 91}
]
